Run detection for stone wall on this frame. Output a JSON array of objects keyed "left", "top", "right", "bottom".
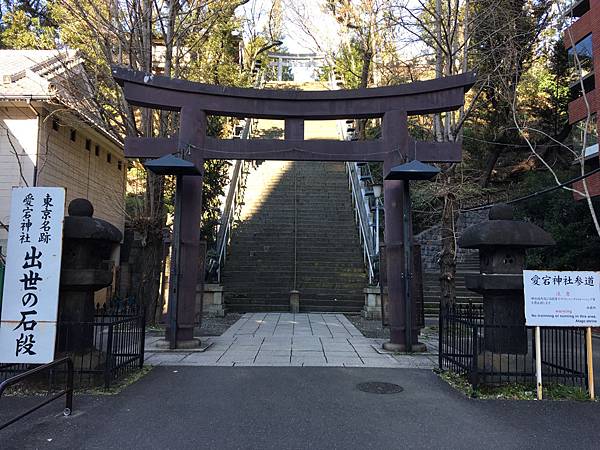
[{"left": 415, "top": 210, "right": 487, "bottom": 271}]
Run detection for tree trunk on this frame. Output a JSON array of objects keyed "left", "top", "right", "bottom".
[
  {"left": 136, "top": 0, "right": 166, "bottom": 321},
  {"left": 480, "top": 146, "right": 501, "bottom": 187},
  {"left": 357, "top": 48, "right": 373, "bottom": 140},
  {"left": 439, "top": 188, "right": 457, "bottom": 306}
]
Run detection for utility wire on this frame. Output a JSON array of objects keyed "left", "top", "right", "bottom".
[{"left": 462, "top": 167, "right": 600, "bottom": 212}]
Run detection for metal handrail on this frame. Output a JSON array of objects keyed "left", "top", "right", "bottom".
[
  {"left": 0, "top": 357, "right": 73, "bottom": 430},
  {"left": 215, "top": 71, "right": 265, "bottom": 282},
  {"left": 347, "top": 163, "right": 377, "bottom": 284},
  {"left": 328, "top": 72, "right": 378, "bottom": 285}
]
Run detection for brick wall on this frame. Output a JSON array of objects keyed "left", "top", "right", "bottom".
[
  {"left": 565, "top": 0, "right": 600, "bottom": 198},
  {"left": 574, "top": 171, "right": 600, "bottom": 199}
]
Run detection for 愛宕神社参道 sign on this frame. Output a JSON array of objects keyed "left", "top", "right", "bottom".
[
  {"left": 0, "top": 187, "right": 65, "bottom": 363},
  {"left": 524, "top": 270, "right": 600, "bottom": 327}
]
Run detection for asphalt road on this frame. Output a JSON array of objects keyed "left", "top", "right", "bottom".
[{"left": 1, "top": 367, "right": 599, "bottom": 449}]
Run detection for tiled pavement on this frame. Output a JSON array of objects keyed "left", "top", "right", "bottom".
[{"left": 144, "top": 313, "right": 438, "bottom": 368}]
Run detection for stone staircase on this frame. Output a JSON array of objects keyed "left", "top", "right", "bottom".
[
  {"left": 422, "top": 253, "right": 483, "bottom": 318},
  {"left": 222, "top": 85, "right": 367, "bottom": 313}
]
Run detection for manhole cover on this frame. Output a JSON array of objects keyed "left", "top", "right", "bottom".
[{"left": 357, "top": 382, "right": 403, "bottom": 394}]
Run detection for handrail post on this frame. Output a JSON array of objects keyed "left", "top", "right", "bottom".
[
  {"left": 65, "top": 358, "right": 73, "bottom": 414},
  {"left": 0, "top": 357, "right": 74, "bottom": 430}
]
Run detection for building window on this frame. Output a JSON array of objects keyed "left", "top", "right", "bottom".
[
  {"left": 95, "top": 145, "right": 100, "bottom": 156},
  {"left": 573, "top": 113, "right": 598, "bottom": 161},
  {"left": 85, "top": 139, "right": 91, "bottom": 151},
  {"left": 70, "top": 129, "right": 77, "bottom": 142},
  {"left": 566, "top": 0, "right": 590, "bottom": 20},
  {"left": 568, "top": 34, "right": 594, "bottom": 99},
  {"left": 107, "top": 153, "right": 112, "bottom": 163},
  {"left": 586, "top": 155, "right": 600, "bottom": 171},
  {"left": 117, "top": 160, "right": 123, "bottom": 171},
  {"left": 570, "top": 73, "right": 595, "bottom": 100},
  {"left": 52, "top": 119, "right": 59, "bottom": 131},
  {"left": 568, "top": 34, "right": 594, "bottom": 78}
]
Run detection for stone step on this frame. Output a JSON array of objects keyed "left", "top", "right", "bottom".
[
  {"left": 239, "top": 236, "right": 360, "bottom": 242},
  {"left": 226, "top": 251, "right": 365, "bottom": 261},
  {"left": 224, "top": 295, "right": 363, "bottom": 306},
  {"left": 222, "top": 157, "right": 366, "bottom": 313},
  {"left": 223, "top": 283, "right": 364, "bottom": 294},
  {"left": 225, "top": 303, "right": 363, "bottom": 313},
  {"left": 298, "top": 305, "right": 363, "bottom": 313}
]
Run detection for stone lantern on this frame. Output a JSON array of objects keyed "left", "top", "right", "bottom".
[
  {"left": 58, "top": 199, "right": 122, "bottom": 352},
  {"left": 458, "top": 204, "right": 554, "bottom": 354}
]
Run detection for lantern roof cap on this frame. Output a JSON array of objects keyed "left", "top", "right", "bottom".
[
  {"left": 458, "top": 204, "right": 555, "bottom": 249},
  {"left": 144, "top": 154, "right": 202, "bottom": 176},
  {"left": 384, "top": 159, "right": 440, "bottom": 181}
]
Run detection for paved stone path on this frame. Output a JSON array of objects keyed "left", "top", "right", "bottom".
[{"left": 144, "top": 313, "right": 437, "bottom": 368}]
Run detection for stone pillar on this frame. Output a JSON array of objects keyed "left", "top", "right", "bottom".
[
  {"left": 362, "top": 286, "right": 382, "bottom": 320},
  {"left": 289, "top": 290, "right": 300, "bottom": 313},
  {"left": 459, "top": 204, "right": 555, "bottom": 354},
  {"left": 198, "top": 284, "right": 225, "bottom": 318}
]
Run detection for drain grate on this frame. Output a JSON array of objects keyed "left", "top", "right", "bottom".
[{"left": 357, "top": 382, "right": 403, "bottom": 394}]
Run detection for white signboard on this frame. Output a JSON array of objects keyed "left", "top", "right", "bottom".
[
  {"left": 0, "top": 187, "right": 65, "bottom": 363},
  {"left": 524, "top": 270, "right": 600, "bottom": 327}
]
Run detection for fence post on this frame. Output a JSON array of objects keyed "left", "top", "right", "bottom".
[
  {"left": 438, "top": 303, "right": 444, "bottom": 370},
  {"left": 104, "top": 322, "right": 114, "bottom": 389},
  {"left": 139, "top": 307, "right": 146, "bottom": 369},
  {"left": 471, "top": 323, "right": 479, "bottom": 393}
]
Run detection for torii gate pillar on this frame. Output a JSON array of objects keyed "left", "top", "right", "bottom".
[
  {"left": 165, "top": 107, "right": 206, "bottom": 346},
  {"left": 382, "top": 110, "right": 422, "bottom": 351}
]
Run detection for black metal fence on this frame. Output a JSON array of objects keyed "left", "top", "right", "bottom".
[
  {"left": 0, "top": 357, "right": 73, "bottom": 431},
  {"left": 0, "top": 301, "right": 145, "bottom": 388},
  {"left": 439, "top": 303, "right": 588, "bottom": 389}
]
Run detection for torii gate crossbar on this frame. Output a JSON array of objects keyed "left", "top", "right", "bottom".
[{"left": 113, "top": 66, "right": 475, "bottom": 349}]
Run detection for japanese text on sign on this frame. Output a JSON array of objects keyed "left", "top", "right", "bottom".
[
  {"left": 0, "top": 187, "right": 65, "bottom": 364},
  {"left": 524, "top": 270, "right": 600, "bottom": 327}
]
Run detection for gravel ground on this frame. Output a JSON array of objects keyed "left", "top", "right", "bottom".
[
  {"left": 196, "top": 313, "right": 242, "bottom": 336},
  {"left": 345, "top": 315, "right": 439, "bottom": 342},
  {"left": 146, "top": 313, "right": 243, "bottom": 338},
  {"left": 344, "top": 314, "right": 390, "bottom": 339}
]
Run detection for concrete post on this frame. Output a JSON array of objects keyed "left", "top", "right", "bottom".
[{"left": 289, "top": 290, "right": 300, "bottom": 313}]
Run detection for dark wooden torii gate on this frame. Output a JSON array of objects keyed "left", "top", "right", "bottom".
[{"left": 113, "top": 66, "right": 475, "bottom": 350}]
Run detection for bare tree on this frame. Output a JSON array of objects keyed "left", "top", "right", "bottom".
[
  {"left": 388, "top": 0, "right": 553, "bottom": 305},
  {"left": 510, "top": 1, "right": 600, "bottom": 239},
  {"left": 53, "top": 0, "right": 251, "bottom": 321}
]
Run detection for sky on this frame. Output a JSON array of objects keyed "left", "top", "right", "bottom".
[
  {"left": 238, "top": 0, "right": 340, "bottom": 80},
  {"left": 239, "top": 0, "right": 340, "bottom": 52},
  {"left": 236, "top": 0, "right": 425, "bottom": 82}
]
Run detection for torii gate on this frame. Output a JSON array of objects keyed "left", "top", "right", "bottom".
[
  {"left": 267, "top": 52, "right": 326, "bottom": 81},
  {"left": 112, "top": 67, "right": 475, "bottom": 350}
]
